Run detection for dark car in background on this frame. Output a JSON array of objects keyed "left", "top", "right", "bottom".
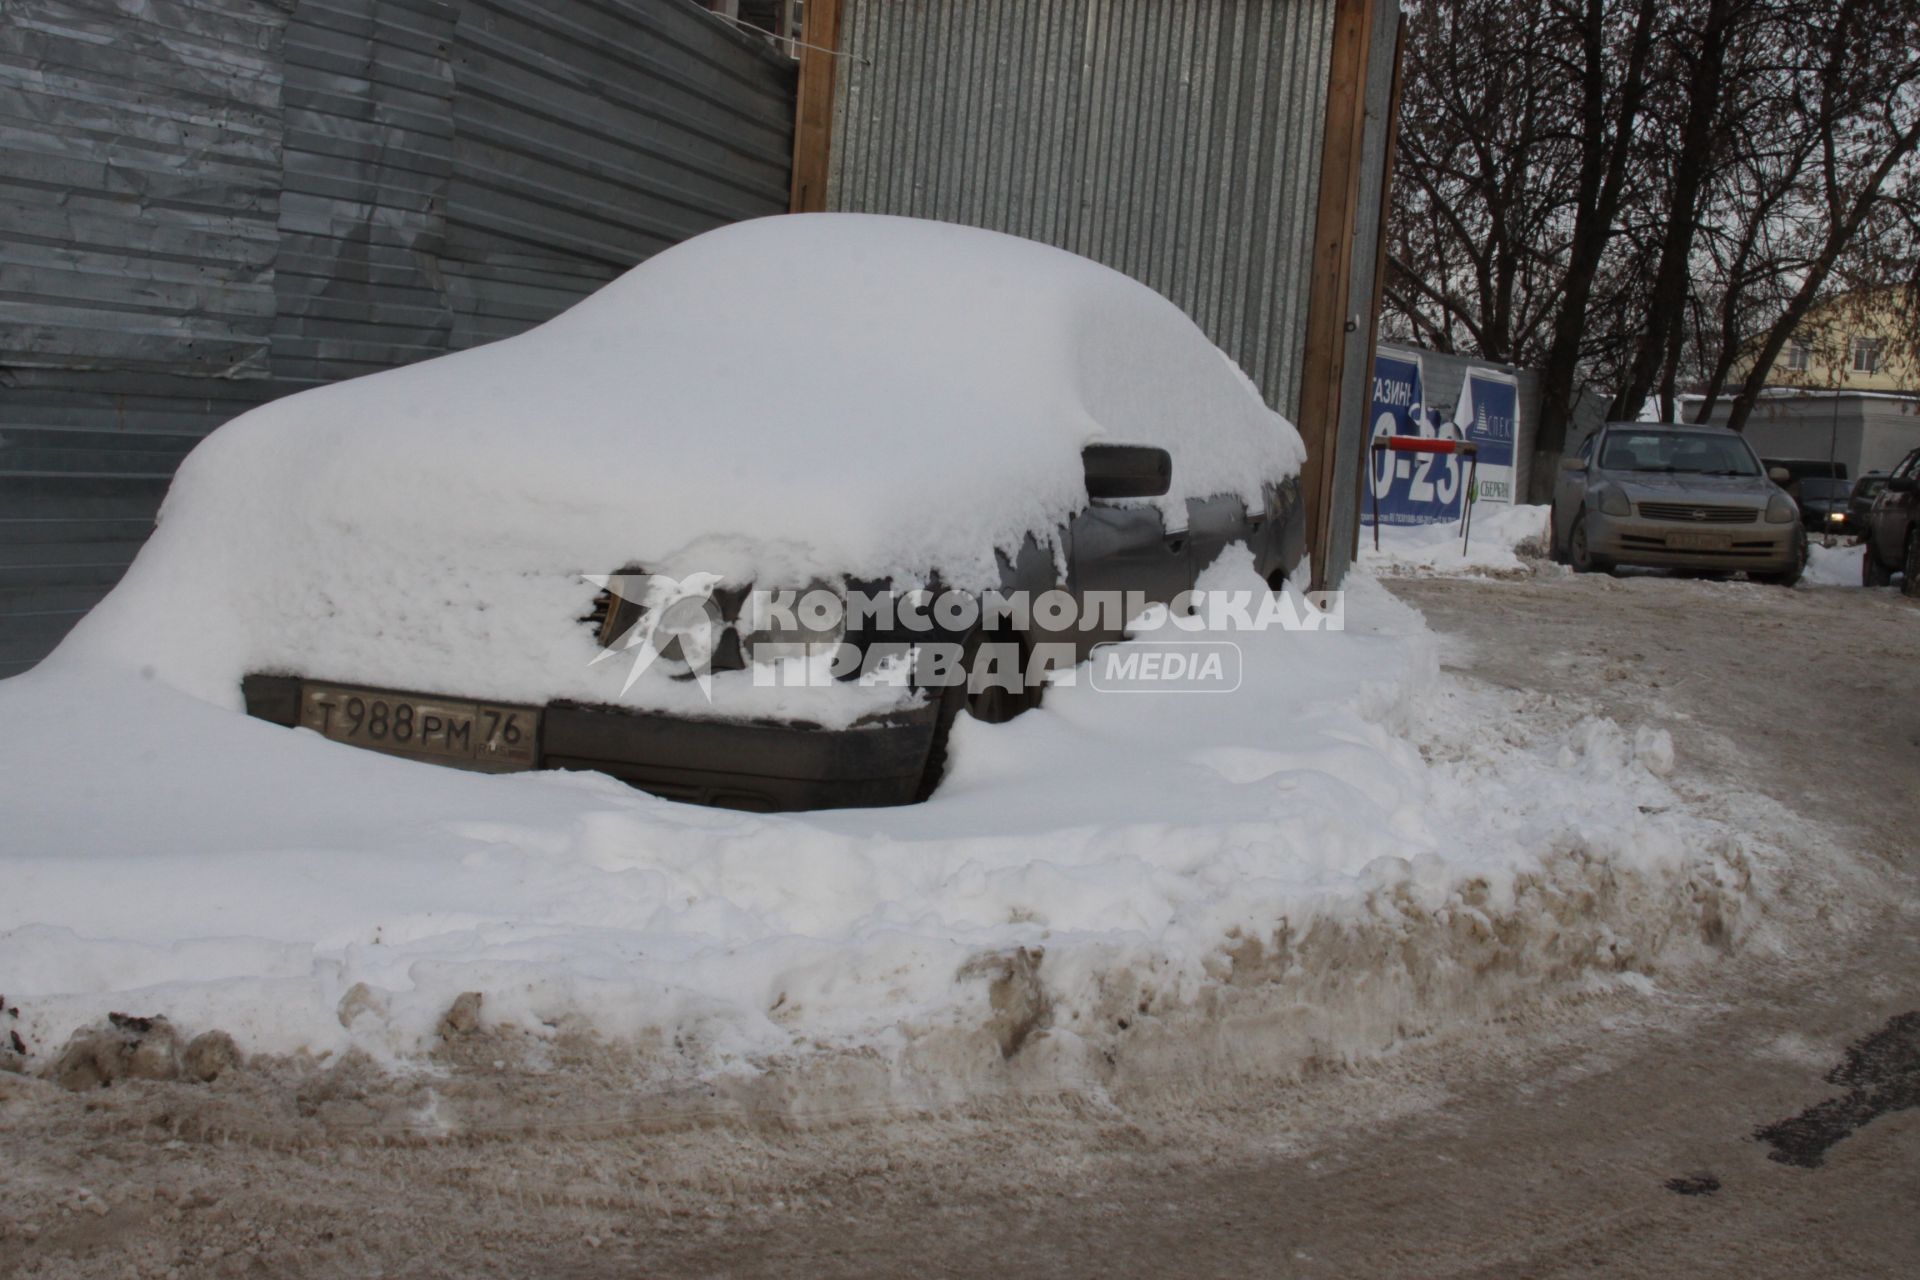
[
  {"left": 1762, "top": 458, "right": 1849, "bottom": 485},
  {"left": 1848, "top": 472, "right": 1890, "bottom": 533},
  {"left": 1796, "top": 477, "right": 1857, "bottom": 538},
  {"left": 1862, "top": 447, "right": 1920, "bottom": 595}
]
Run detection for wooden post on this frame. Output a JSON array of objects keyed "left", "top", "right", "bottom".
[
  {"left": 1350, "top": 10, "right": 1408, "bottom": 569},
  {"left": 1296, "top": 0, "right": 1379, "bottom": 589},
  {"left": 789, "top": 0, "right": 844, "bottom": 213}
]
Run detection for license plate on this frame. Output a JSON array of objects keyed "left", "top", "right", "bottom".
[
  {"left": 299, "top": 683, "right": 540, "bottom": 771},
  {"left": 1666, "top": 531, "right": 1731, "bottom": 552}
]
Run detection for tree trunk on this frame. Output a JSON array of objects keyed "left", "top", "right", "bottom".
[
  {"left": 1527, "top": 0, "right": 1660, "bottom": 500},
  {"left": 1609, "top": 0, "right": 1734, "bottom": 422}
]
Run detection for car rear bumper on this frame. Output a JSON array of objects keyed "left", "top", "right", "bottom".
[
  {"left": 242, "top": 674, "right": 939, "bottom": 812},
  {"left": 1585, "top": 511, "right": 1801, "bottom": 571}
]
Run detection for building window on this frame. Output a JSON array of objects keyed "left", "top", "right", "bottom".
[
  {"left": 1785, "top": 340, "right": 1811, "bottom": 373},
  {"left": 1851, "top": 337, "right": 1881, "bottom": 375}
]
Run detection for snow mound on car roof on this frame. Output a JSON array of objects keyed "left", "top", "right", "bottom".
[{"left": 52, "top": 214, "right": 1302, "bottom": 708}]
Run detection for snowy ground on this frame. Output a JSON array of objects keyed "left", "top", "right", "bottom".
[
  {"left": 0, "top": 551, "right": 1752, "bottom": 1104},
  {"left": 1803, "top": 538, "right": 1864, "bottom": 587},
  {"left": 1364, "top": 505, "right": 1874, "bottom": 593},
  {"left": 1359, "top": 503, "right": 1552, "bottom": 577},
  {"left": 5, "top": 569, "right": 1911, "bottom": 1278}
]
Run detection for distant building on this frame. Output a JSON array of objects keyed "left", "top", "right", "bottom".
[
  {"left": 1689, "top": 291, "right": 1920, "bottom": 478},
  {"left": 1688, "top": 391, "right": 1920, "bottom": 481},
  {"left": 1729, "top": 291, "right": 1916, "bottom": 395}
]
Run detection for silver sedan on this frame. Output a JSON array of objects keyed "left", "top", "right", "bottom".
[{"left": 1550, "top": 423, "right": 1806, "bottom": 585}]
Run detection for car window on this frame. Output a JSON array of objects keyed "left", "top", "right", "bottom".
[
  {"left": 1599, "top": 429, "right": 1760, "bottom": 476},
  {"left": 1799, "top": 479, "right": 1849, "bottom": 499},
  {"left": 1898, "top": 451, "right": 1920, "bottom": 481}
]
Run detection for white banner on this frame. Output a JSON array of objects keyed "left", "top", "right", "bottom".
[{"left": 1452, "top": 369, "right": 1519, "bottom": 506}]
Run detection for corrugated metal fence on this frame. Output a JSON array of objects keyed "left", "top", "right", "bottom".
[
  {"left": 0, "top": 0, "right": 795, "bottom": 677},
  {"left": 826, "top": 0, "right": 1337, "bottom": 427}
]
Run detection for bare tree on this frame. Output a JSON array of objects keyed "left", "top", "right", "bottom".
[
  {"left": 1384, "top": 0, "right": 1662, "bottom": 499},
  {"left": 1607, "top": 0, "right": 1743, "bottom": 422},
  {"left": 1385, "top": 0, "right": 1920, "bottom": 484},
  {"left": 1382, "top": 0, "right": 1572, "bottom": 365},
  {"left": 1709, "top": 0, "right": 1920, "bottom": 430},
  {"left": 1524, "top": 0, "right": 1661, "bottom": 497}
]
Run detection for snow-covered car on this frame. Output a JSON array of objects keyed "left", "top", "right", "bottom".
[
  {"left": 65, "top": 215, "right": 1305, "bottom": 810},
  {"left": 1550, "top": 423, "right": 1806, "bottom": 584}
]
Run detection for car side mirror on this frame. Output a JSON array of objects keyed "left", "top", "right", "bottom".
[
  {"left": 1889, "top": 475, "right": 1918, "bottom": 494},
  {"left": 1768, "top": 467, "right": 1791, "bottom": 485},
  {"left": 1083, "top": 444, "right": 1172, "bottom": 499},
  {"left": 1560, "top": 456, "right": 1587, "bottom": 472}
]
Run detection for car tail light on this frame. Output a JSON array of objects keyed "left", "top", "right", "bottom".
[{"left": 582, "top": 567, "right": 649, "bottom": 648}]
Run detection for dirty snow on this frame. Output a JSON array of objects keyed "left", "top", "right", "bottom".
[
  {"left": 0, "top": 550, "right": 1751, "bottom": 1093},
  {"left": 1360, "top": 504, "right": 1552, "bottom": 577}
]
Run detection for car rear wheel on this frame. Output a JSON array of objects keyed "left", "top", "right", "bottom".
[
  {"left": 1568, "top": 514, "right": 1610, "bottom": 574},
  {"left": 1864, "top": 543, "right": 1893, "bottom": 588}
]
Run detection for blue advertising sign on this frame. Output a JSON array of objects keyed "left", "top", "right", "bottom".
[
  {"left": 1366, "top": 352, "right": 1465, "bottom": 526},
  {"left": 1455, "top": 370, "right": 1518, "bottom": 505}
]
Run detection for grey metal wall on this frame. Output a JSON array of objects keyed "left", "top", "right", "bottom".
[
  {"left": 0, "top": 0, "right": 796, "bottom": 678},
  {"left": 826, "top": 0, "right": 1337, "bottom": 426},
  {"left": 1695, "top": 394, "right": 1920, "bottom": 479}
]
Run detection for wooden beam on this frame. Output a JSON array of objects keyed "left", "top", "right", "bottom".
[
  {"left": 1349, "top": 10, "right": 1408, "bottom": 568},
  {"left": 1295, "top": 0, "right": 1379, "bottom": 589},
  {"left": 789, "top": 0, "right": 844, "bottom": 213}
]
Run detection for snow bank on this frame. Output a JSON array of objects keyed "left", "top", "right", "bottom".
[
  {"left": 1802, "top": 540, "right": 1863, "bottom": 588},
  {"left": 1360, "top": 504, "right": 1552, "bottom": 577},
  {"left": 46, "top": 214, "right": 1304, "bottom": 716},
  {"left": 0, "top": 553, "right": 1752, "bottom": 1100}
]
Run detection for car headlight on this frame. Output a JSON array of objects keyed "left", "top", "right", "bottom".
[
  {"left": 1597, "top": 486, "right": 1631, "bottom": 517},
  {"left": 740, "top": 582, "right": 848, "bottom": 663},
  {"left": 1765, "top": 493, "right": 1796, "bottom": 524}
]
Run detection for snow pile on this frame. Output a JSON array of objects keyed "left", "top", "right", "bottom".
[
  {"left": 47, "top": 214, "right": 1303, "bottom": 717},
  {"left": 0, "top": 552, "right": 1753, "bottom": 1099},
  {"left": 1802, "top": 540, "right": 1863, "bottom": 588},
  {"left": 1361, "top": 504, "right": 1552, "bottom": 577}
]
